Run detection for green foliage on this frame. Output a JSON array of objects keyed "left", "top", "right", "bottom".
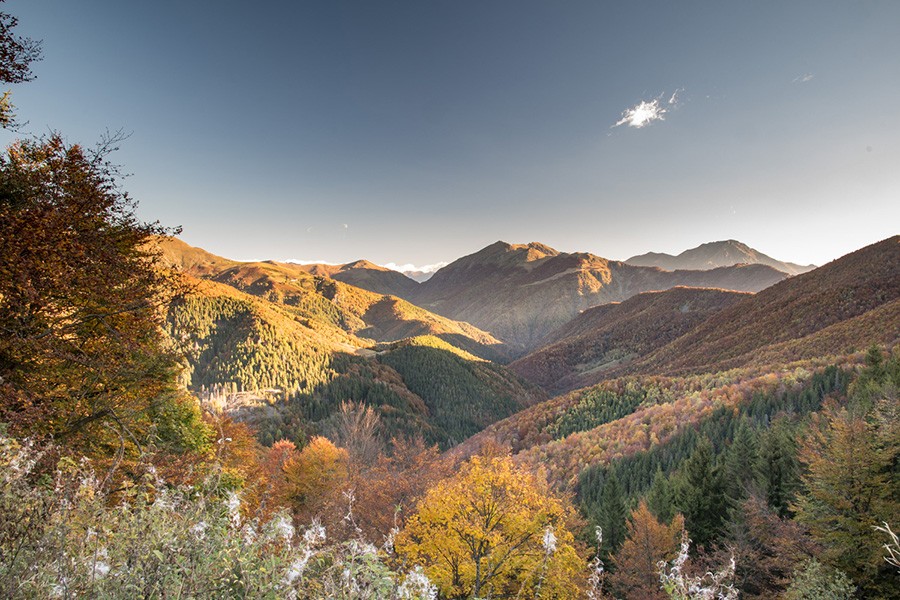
[
  {"left": 721, "top": 420, "right": 759, "bottom": 504},
  {"left": 756, "top": 417, "right": 800, "bottom": 518},
  {"left": 784, "top": 559, "right": 856, "bottom": 600},
  {"left": 379, "top": 341, "right": 536, "bottom": 447},
  {"left": 548, "top": 383, "right": 674, "bottom": 440},
  {"left": 594, "top": 470, "right": 628, "bottom": 559},
  {"left": 672, "top": 439, "right": 725, "bottom": 549},
  {"left": 577, "top": 365, "right": 849, "bottom": 515},
  {"left": 646, "top": 468, "right": 675, "bottom": 524}
]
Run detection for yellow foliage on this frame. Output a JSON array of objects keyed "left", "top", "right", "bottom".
[
  {"left": 283, "top": 436, "right": 349, "bottom": 519},
  {"left": 395, "top": 454, "right": 584, "bottom": 599}
]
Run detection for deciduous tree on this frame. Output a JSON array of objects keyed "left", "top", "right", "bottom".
[
  {"left": 609, "top": 500, "right": 684, "bottom": 600},
  {"left": 395, "top": 454, "right": 584, "bottom": 599},
  {"left": 0, "top": 134, "right": 200, "bottom": 462}
]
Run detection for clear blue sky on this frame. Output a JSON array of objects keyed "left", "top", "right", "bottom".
[{"left": 3, "top": 1, "right": 899, "bottom": 269}]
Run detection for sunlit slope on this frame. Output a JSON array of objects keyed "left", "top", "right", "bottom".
[
  {"left": 166, "top": 275, "right": 539, "bottom": 448},
  {"left": 293, "top": 259, "right": 420, "bottom": 299},
  {"left": 158, "top": 237, "right": 507, "bottom": 361}
]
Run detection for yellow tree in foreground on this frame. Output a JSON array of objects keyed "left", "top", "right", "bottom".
[{"left": 395, "top": 454, "right": 584, "bottom": 599}]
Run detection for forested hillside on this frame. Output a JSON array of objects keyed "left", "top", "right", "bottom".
[
  {"left": 629, "top": 235, "right": 900, "bottom": 375},
  {"left": 510, "top": 287, "right": 749, "bottom": 393},
  {"left": 167, "top": 276, "right": 541, "bottom": 448}
]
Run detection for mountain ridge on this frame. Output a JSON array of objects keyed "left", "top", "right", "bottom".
[
  {"left": 626, "top": 239, "right": 816, "bottom": 275},
  {"left": 411, "top": 240, "right": 788, "bottom": 351}
]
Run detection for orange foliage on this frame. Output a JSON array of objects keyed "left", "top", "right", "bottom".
[
  {"left": 609, "top": 501, "right": 685, "bottom": 600},
  {"left": 283, "top": 436, "right": 349, "bottom": 524}
]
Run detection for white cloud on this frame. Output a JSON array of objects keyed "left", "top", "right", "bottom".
[
  {"left": 383, "top": 261, "right": 448, "bottom": 274},
  {"left": 613, "top": 98, "right": 667, "bottom": 129},
  {"left": 793, "top": 73, "right": 814, "bottom": 84},
  {"left": 668, "top": 88, "right": 684, "bottom": 105}
]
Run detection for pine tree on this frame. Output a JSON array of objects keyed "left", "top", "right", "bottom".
[
  {"left": 673, "top": 438, "right": 725, "bottom": 548},
  {"left": 722, "top": 420, "right": 759, "bottom": 504},
  {"left": 756, "top": 418, "right": 799, "bottom": 518},
  {"left": 597, "top": 470, "right": 628, "bottom": 558},
  {"left": 646, "top": 467, "right": 675, "bottom": 523}
]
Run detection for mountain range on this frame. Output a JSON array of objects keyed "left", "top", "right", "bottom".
[
  {"left": 156, "top": 234, "right": 899, "bottom": 458},
  {"left": 625, "top": 239, "right": 816, "bottom": 275},
  {"left": 409, "top": 241, "right": 787, "bottom": 351}
]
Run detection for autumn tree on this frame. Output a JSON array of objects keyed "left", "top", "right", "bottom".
[
  {"left": 0, "top": 0, "right": 42, "bottom": 128},
  {"left": 793, "top": 400, "right": 899, "bottom": 598},
  {"left": 609, "top": 500, "right": 684, "bottom": 600},
  {"left": 0, "top": 134, "right": 206, "bottom": 463},
  {"left": 395, "top": 454, "right": 584, "bottom": 599},
  {"left": 718, "top": 494, "right": 817, "bottom": 599},
  {"left": 348, "top": 436, "right": 452, "bottom": 544},
  {"left": 283, "top": 436, "right": 349, "bottom": 525}
]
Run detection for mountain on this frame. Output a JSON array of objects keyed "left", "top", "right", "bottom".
[
  {"left": 166, "top": 276, "right": 543, "bottom": 448},
  {"left": 411, "top": 241, "right": 788, "bottom": 352},
  {"left": 157, "top": 237, "right": 506, "bottom": 361},
  {"left": 292, "top": 260, "right": 421, "bottom": 298},
  {"left": 155, "top": 236, "right": 238, "bottom": 277},
  {"left": 625, "top": 239, "right": 816, "bottom": 275},
  {"left": 509, "top": 287, "right": 749, "bottom": 394},
  {"left": 628, "top": 235, "right": 900, "bottom": 375}
]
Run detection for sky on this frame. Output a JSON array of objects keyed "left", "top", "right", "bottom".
[{"left": 3, "top": 1, "right": 899, "bottom": 271}]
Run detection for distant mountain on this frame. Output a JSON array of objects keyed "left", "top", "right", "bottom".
[
  {"left": 509, "top": 287, "right": 749, "bottom": 394},
  {"left": 411, "top": 241, "right": 788, "bottom": 352},
  {"left": 397, "top": 267, "right": 442, "bottom": 283},
  {"left": 291, "top": 260, "right": 421, "bottom": 299},
  {"left": 625, "top": 239, "right": 816, "bottom": 275},
  {"left": 629, "top": 235, "right": 900, "bottom": 375}
]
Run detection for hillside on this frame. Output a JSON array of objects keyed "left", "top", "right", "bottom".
[
  {"left": 509, "top": 287, "right": 749, "bottom": 394},
  {"left": 158, "top": 237, "right": 507, "bottom": 361},
  {"left": 167, "top": 277, "right": 542, "bottom": 448},
  {"left": 629, "top": 235, "right": 900, "bottom": 375},
  {"left": 412, "top": 241, "right": 787, "bottom": 351},
  {"left": 457, "top": 363, "right": 854, "bottom": 488},
  {"left": 626, "top": 239, "right": 816, "bottom": 275}
]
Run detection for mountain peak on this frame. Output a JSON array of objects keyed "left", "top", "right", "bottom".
[
  {"left": 625, "top": 240, "right": 816, "bottom": 276},
  {"left": 342, "top": 259, "right": 385, "bottom": 271}
]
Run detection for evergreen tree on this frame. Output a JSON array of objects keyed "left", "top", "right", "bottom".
[
  {"left": 597, "top": 470, "right": 628, "bottom": 558},
  {"left": 756, "top": 418, "right": 800, "bottom": 518},
  {"left": 722, "top": 420, "right": 759, "bottom": 504},
  {"left": 646, "top": 467, "right": 675, "bottom": 523},
  {"left": 673, "top": 438, "right": 725, "bottom": 548}
]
